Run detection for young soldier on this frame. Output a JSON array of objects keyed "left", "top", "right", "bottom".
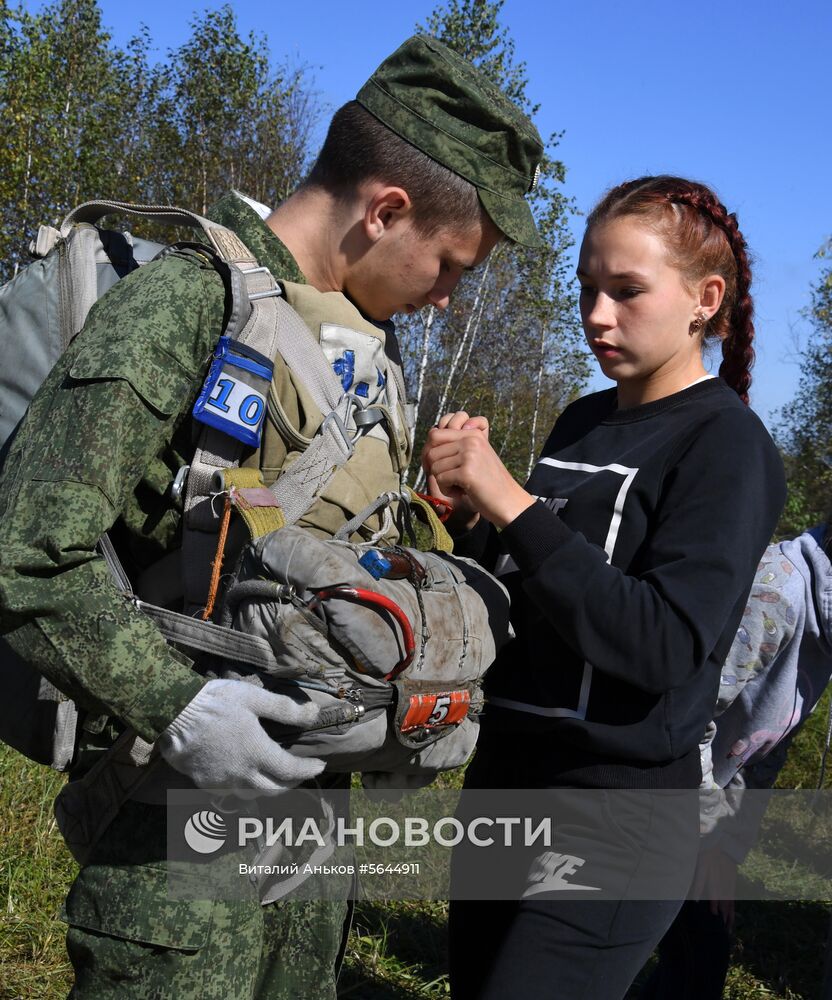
[{"left": 0, "top": 35, "right": 543, "bottom": 999}]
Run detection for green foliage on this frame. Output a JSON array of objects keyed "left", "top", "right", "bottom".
[
  {"left": 155, "top": 6, "right": 312, "bottom": 213},
  {"left": 775, "top": 241, "right": 832, "bottom": 537},
  {"left": 0, "top": 0, "right": 126, "bottom": 274},
  {"left": 0, "top": 1, "right": 317, "bottom": 281},
  {"left": 403, "top": 0, "right": 588, "bottom": 487}
]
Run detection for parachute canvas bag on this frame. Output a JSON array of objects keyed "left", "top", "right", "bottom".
[
  {"left": 174, "top": 263, "right": 512, "bottom": 776},
  {"left": 215, "top": 506, "right": 512, "bottom": 776}
]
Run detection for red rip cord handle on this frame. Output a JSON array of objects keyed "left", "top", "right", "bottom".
[
  {"left": 414, "top": 491, "right": 453, "bottom": 523},
  {"left": 309, "top": 586, "right": 415, "bottom": 680}
]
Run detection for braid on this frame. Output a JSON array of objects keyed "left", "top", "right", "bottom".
[
  {"left": 666, "top": 188, "right": 755, "bottom": 405},
  {"left": 588, "top": 175, "right": 755, "bottom": 406}
]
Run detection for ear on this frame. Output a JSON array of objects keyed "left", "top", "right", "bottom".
[
  {"left": 363, "top": 185, "right": 412, "bottom": 244},
  {"left": 697, "top": 274, "right": 726, "bottom": 320}
]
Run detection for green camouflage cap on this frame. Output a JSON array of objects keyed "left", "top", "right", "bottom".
[{"left": 356, "top": 35, "right": 544, "bottom": 248}]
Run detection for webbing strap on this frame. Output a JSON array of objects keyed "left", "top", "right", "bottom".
[
  {"left": 61, "top": 200, "right": 258, "bottom": 269},
  {"left": 185, "top": 268, "right": 284, "bottom": 531},
  {"left": 97, "top": 534, "right": 133, "bottom": 594},
  {"left": 183, "top": 262, "right": 285, "bottom": 613},
  {"left": 54, "top": 728, "right": 158, "bottom": 865},
  {"left": 272, "top": 296, "right": 345, "bottom": 414},
  {"left": 264, "top": 296, "right": 397, "bottom": 528},
  {"left": 183, "top": 286, "right": 366, "bottom": 609},
  {"left": 134, "top": 599, "right": 281, "bottom": 671},
  {"left": 63, "top": 226, "right": 103, "bottom": 349},
  {"left": 96, "top": 533, "right": 281, "bottom": 671},
  {"left": 269, "top": 399, "right": 357, "bottom": 526},
  {"left": 181, "top": 240, "right": 394, "bottom": 610}
]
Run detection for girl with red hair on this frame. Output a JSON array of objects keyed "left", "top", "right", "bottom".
[{"left": 422, "top": 176, "right": 786, "bottom": 999}]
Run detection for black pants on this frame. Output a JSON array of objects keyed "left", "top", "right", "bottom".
[
  {"left": 448, "top": 740, "right": 699, "bottom": 1000},
  {"left": 638, "top": 900, "right": 731, "bottom": 1000},
  {"left": 450, "top": 896, "right": 686, "bottom": 1000}
]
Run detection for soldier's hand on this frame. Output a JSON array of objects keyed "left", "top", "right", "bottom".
[{"left": 157, "top": 679, "right": 325, "bottom": 793}]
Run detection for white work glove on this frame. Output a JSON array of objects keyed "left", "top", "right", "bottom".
[{"left": 157, "top": 678, "right": 325, "bottom": 793}]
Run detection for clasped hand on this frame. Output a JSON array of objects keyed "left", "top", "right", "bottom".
[{"left": 421, "top": 411, "right": 534, "bottom": 529}]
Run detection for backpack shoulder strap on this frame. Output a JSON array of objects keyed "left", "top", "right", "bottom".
[{"left": 61, "top": 200, "right": 254, "bottom": 265}]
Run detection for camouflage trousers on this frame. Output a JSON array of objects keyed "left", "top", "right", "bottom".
[{"left": 61, "top": 799, "right": 350, "bottom": 1000}]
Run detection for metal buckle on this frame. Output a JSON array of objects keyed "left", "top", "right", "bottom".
[
  {"left": 353, "top": 406, "right": 385, "bottom": 430},
  {"left": 170, "top": 465, "right": 190, "bottom": 503},
  {"left": 239, "top": 266, "right": 272, "bottom": 276},
  {"left": 321, "top": 410, "right": 358, "bottom": 457},
  {"left": 239, "top": 264, "right": 282, "bottom": 300}
]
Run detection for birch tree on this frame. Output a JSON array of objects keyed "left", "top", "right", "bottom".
[
  {"left": 0, "top": 0, "right": 126, "bottom": 277},
  {"left": 157, "top": 5, "right": 315, "bottom": 213},
  {"left": 0, "top": 1, "right": 318, "bottom": 282},
  {"left": 400, "top": 0, "right": 588, "bottom": 486}
]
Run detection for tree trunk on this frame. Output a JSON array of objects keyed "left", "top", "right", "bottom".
[
  {"left": 429, "top": 257, "right": 492, "bottom": 426},
  {"left": 412, "top": 305, "right": 437, "bottom": 436},
  {"left": 527, "top": 320, "right": 546, "bottom": 479},
  {"left": 413, "top": 260, "right": 491, "bottom": 492}
]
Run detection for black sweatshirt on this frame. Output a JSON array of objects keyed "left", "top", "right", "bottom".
[{"left": 460, "top": 378, "right": 786, "bottom": 789}]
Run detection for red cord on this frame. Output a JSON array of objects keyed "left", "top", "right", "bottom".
[
  {"left": 310, "top": 586, "right": 415, "bottom": 680},
  {"left": 414, "top": 491, "right": 453, "bottom": 523}
]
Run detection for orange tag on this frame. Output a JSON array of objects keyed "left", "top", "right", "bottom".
[{"left": 400, "top": 691, "right": 470, "bottom": 732}]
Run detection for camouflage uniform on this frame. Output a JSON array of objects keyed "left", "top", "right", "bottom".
[
  {"left": 0, "top": 194, "right": 351, "bottom": 999},
  {"left": 0, "top": 33, "right": 545, "bottom": 1000}
]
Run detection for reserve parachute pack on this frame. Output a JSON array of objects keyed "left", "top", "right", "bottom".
[
  {"left": 213, "top": 497, "right": 511, "bottom": 775},
  {"left": 0, "top": 198, "right": 510, "bottom": 790}
]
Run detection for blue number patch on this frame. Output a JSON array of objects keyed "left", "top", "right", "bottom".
[{"left": 193, "top": 336, "right": 274, "bottom": 448}]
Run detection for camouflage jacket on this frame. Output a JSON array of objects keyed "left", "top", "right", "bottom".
[{"left": 0, "top": 194, "right": 309, "bottom": 744}]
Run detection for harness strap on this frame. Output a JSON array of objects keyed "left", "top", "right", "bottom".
[
  {"left": 182, "top": 250, "right": 285, "bottom": 614},
  {"left": 263, "top": 296, "right": 388, "bottom": 527},
  {"left": 61, "top": 200, "right": 258, "bottom": 270},
  {"left": 133, "top": 598, "right": 282, "bottom": 671},
  {"left": 184, "top": 281, "right": 394, "bottom": 611}
]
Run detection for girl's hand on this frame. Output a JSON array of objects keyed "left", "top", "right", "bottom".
[
  {"left": 422, "top": 412, "right": 535, "bottom": 529},
  {"left": 690, "top": 848, "right": 737, "bottom": 931},
  {"left": 422, "top": 412, "right": 485, "bottom": 530}
]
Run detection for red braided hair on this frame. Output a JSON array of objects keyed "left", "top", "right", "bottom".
[{"left": 587, "top": 176, "right": 755, "bottom": 405}]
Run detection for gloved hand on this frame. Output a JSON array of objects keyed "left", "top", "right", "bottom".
[{"left": 157, "top": 678, "right": 325, "bottom": 793}]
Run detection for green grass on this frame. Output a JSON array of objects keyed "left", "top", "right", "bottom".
[
  {"left": 0, "top": 750, "right": 75, "bottom": 1000},
  {"left": 2, "top": 723, "right": 832, "bottom": 999}
]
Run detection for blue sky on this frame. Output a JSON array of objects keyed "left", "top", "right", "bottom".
[{"left": 22, "top": 0, "right": 832, "bottom": 429}]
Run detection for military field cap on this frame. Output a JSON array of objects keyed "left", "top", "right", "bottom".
[{"left": 356, "top": 34, "right": 544, "bottom": 248}]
